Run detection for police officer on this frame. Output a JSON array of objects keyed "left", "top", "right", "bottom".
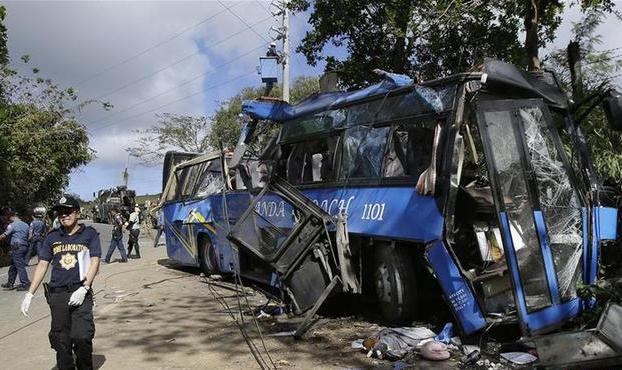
[
  {"left": 20, "top": 196, "right": 101, "bottom": 370},
  {"left": 104, "top": 208, "right": 128, "bottom": 263},
  {"left": 28, "top": 206, "right": 48, "bottom": 261},
  {"left": 0, "top": 212, "right": 31, "bottom": 290}
]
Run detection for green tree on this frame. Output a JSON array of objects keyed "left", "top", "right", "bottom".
[
  {"left": 126, "top": 113, "right": 212, "bottom": 165},
  {"left": 0, "top": 66, "right": 94, "bottom": 211},
  {"left": 0, "top": 7, "right": 100, "bottom": 212},
  {"left": 546, "top": 8, "right": 622, "bottom": 187},
  {"left": 290, "top": 0, "right": 616, "bottom": 88},
  {"left": 209, "top": 76, "right": 319, "bottom": 149}
]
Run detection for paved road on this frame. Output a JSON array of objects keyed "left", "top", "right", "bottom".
[
  {"left": 0, "top": 222, "right": 381, "bottom": 370},
  {"left": 0, "top": 222, "right": 460, "bottom": 370}
]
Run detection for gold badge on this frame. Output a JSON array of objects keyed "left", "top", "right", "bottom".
[{"left": 60, "top": 252, "right": 77, "bottom": 270}]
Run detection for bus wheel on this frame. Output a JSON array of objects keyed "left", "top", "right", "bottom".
[
  {"left": 198, "top": 237, "right": 218, "bottom": 275},
  {"left": 374, "top": 244, "right": 418, "bottom": 324}
]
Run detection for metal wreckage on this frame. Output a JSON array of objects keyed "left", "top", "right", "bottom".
[
  {"left": 158, "top": 59, "right": 622, "bottom": 367},
  {"left": 91, "top": 186, "right": 137, "bottom": 224}
]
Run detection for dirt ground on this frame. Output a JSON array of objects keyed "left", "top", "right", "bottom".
[{"left": 0, "top": 222, "right": 516, "bottom": 369}]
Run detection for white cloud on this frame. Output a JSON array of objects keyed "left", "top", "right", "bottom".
[{"left": 6, "top": 1, "right": 619, "bottom": 200}]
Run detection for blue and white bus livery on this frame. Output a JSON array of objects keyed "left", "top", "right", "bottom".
[{"left": 159, "top": 59, "right": 622, "bottom": 338}]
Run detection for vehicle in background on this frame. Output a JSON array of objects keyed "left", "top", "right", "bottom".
[
  {"left": 158, "top": 60, "right": 621, "bottom": 337},
  {"left": 92, "top": 186, "right": 136, "bottom": 223}
]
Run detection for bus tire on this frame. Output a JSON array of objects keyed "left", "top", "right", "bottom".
[
  {"left": 198, "top": 236, "right": 219, "bottom": 275},
  {"left": 374, "top": 244, "right": 418, "bottom": 324}
]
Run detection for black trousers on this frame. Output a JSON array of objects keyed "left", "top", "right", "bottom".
[
  {"left": 127, "top": 229, "right": 140, "bottom": 257},
  {"left": 47, "top": 288, "right": 95, "bottom": 370}
]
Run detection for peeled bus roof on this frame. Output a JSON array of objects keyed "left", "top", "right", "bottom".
[{"left": 241, "top": 59, "right": 569, "bottom": 123}]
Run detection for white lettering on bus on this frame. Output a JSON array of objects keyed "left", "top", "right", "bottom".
[
  {"left": 254, "top": 201, "right": 285, "bottom": 218},
  {"left": 255, "top": 196, "right": 356, "bottom": 218},
  {"left": 361, "top": 202, "right": 386, "bottom": 221}
]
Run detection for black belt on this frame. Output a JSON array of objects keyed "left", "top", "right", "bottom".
[{"left": 48, "top": 282, "right": 86, "bottom": 293}]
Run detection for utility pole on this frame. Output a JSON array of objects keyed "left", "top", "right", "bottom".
[
  {"left": 281, "top": 0, "right": 290, "bottom": 103},
  {"left": 568, "top": 41, "right": 584, "bottom": 102},
  {"left": 122, "top": 155, "right": 129, "bottom": 188},
  {"left": 269, "top": 0, "right": 290, "bottom": 102}
]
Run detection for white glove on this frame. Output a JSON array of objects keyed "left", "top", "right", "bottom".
[
  {"left": 21, "top": 292, "right": 33, "bottom": 317},
  {"left": 68, "top": 286, "right": 88, "bottom": 306}
]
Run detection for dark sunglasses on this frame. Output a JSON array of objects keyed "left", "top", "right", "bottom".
[{"left": 57, "top": 208, "right": 77, "bottom": 216}]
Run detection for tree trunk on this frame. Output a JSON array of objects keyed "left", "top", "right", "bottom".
[{"left": 524, "top": 0, "right": 541, "bottom": 71}]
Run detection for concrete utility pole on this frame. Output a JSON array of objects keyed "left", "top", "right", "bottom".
[
  {"left": 568, "top": 41, "right": 584, "bottom": 102},
  {"left": 281, "top": 0, "right": 290, "bottom": 103},
  {"left": 269, "top": 0, "right": 290, "bottom": 102}
]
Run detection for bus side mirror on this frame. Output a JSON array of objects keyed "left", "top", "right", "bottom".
[{"left": 603, "top": 90, "right": 622, "bottom": 132}]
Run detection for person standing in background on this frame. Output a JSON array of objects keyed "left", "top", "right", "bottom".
[
  {"left": 1, "top": 212, "right": 31, "bottom": 290},
  {"left": 104, "top": 208, "right": 128, "bottom": 263},
  {"left": 28, "top": 207, "right": 47, "bottom": 262},
  {"left": 126, "top": 206, "right": 141, "bottom": 259}
]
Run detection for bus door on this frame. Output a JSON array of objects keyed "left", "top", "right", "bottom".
[
  {"left": 227, "top": 177, "right": 342, "bottom": 317},
  {"left": 477, "top": 99, "right": 586, "bottom": 335}
]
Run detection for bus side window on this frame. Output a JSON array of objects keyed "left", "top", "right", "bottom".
[
  {"left": 195, "top": 160, "right": 224, "bottom": 197},
  {"left": 383, "top": 122, "right": 435, "bottom": 179},
  {"left": 341, "top": 126, "right": 390, "bottom": 179},
  {"left": 285, "top": 137, "right": 339, "bottom": 184}
]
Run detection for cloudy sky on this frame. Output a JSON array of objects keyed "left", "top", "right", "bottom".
[{"left": 3, "top": 1, "right": 621, "bottom": 200}]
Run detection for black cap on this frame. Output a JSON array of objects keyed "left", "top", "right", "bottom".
[{"left": 52, "top": 196, "right": 81, "bottom": 211}]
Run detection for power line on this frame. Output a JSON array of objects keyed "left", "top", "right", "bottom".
[
  {"left": 90, "top": 70, "right": 256, "bottom": 133},
  {"left": 595, "top": 46, "right": 622, "bottom": 54},
  {"left": 87, "top": 15, "right": 274, "bottom": 103},
  {"left": 255, "top": 0, "right": 274, "bottom": 16},
  {"left": 73, "top": 2, "right": 241, "bottom": 87},
  {"left": 93, "top": 45, "right": 264, "bottom": 125},
  {"left": 582, "top": 53, "right": 622, "bottom": 66},
  {"left": 217, "top": 0, "right": 271, "bottom": 44}
]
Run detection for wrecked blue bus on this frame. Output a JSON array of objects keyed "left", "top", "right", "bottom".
[{"left": 158, "top": 60, "right": 621, "bottom": 337}]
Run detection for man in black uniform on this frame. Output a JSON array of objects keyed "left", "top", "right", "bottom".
[{"left": 20, "top": 196, "right": 101, "bottom": 370}]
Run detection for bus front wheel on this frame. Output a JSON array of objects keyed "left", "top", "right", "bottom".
[
  {"left": 374, "top": 244, "right": 418, "bottom": 324},
  {"left": 198, "top": 236, "right": 219, "bottom": 275}
]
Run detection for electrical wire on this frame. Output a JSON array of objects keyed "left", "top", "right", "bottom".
[
  {"left": 73, "top": 2, "right": 242, "bottom": 87},
  {"left": 255, "top": 0, "right": 274, "bottom": 17},
  {"left": 591, "top": 45, "right": 622, "bottom": 54},
  {"left": 581, "top": 53, "right": 622, "bottom": 66},
  {"left": 84, "top": 14, "right": 274, "bottom": 103},
  {"left": 217, "top": 0, "right": 271, "bottom": 44},
  {"left": 203, "top": 275, "right": 274, "bottom": 370},
  {"left": 89, "top": 70, "right": 256, "bottom": 133},
  {"left": 234, "top": 270, "right": 277, "bottom": 369},
  {"left": 93, "top": 45, "right": 264, "bottom": 125},
  {"left": 0, "top": 263, "right": 157, "bottom": 341}
]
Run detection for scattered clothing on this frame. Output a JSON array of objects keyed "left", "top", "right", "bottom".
[
  {"left": 420, "top": 340, "right": 451, "bottom": 361},
  {"left": 359, "top": 327, "right": 437, "bottom": 360}
]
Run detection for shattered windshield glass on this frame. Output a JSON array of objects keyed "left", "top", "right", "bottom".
[
  {"left": 482, "top": 109, "right": 552, "bottom": 311},
  {"left": 519, "top": 106, "right": 583, "bottom": 301}
]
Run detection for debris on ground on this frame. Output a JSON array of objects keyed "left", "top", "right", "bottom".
[
  {"left": 530, "top": 302, "right": 622, "bottom": 368},
  {"left": 420, "top": 340, "right": 450, "bottom": 361},
  {"left": 434, "top": 322, "right": 453, "bottom": 344},
  {"left": 499, "top": 352, "right": 537, "bottom": 365},
  {"left": 356, "top": 327, "right": 437, "bottom": 360}
]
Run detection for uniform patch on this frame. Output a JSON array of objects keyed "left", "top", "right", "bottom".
[{"left": 60, "top": 252, "right": 77, "bottom": 270}]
